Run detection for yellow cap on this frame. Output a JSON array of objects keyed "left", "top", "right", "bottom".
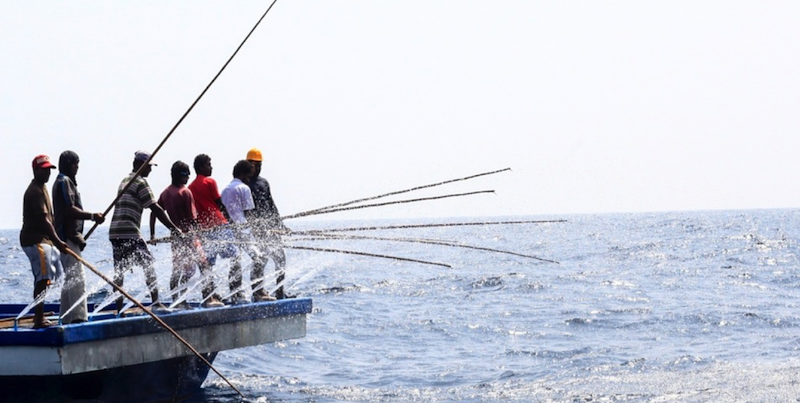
[{"left": 246, "top": 148, "right": 263, "bottom": 162}]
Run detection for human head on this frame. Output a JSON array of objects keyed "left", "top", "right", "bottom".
[
  {"left": 31, "top": 154, "right": 56, "bottom": 184},
  {"left": 246, "top": 147, "right": 263, "bottom": 177},
  {"left": 232, "top": 160, "right": 254, "bottom": 184},
  {"left": 170, "top": 161, "right": 191, "bottom": 186},
  {"left": 132, "top": 150, "right": 156, "bottom": 177},
  {"left": 58, "top": 150, "right": 80, "bottom": 178},
  {"left": 193, "top": 154, "right": 212, "bottom": 177}
]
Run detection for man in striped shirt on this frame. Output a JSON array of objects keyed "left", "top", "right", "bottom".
[{"left": 109, "top": 150, "right": 183, "bottom": 313}]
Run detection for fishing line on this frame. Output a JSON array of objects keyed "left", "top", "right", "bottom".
[
  {"left": 289, "top": 232, "right": 560, "bottom": 264},
  {"left": 290, "top": 219, "right": 567, "bottom": 235},
  {"left": 286, "top": 245, "right": 451, "bottom": 268}
]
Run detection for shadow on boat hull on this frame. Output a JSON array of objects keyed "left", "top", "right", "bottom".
[{"left": 0, "top": 352, "right": 216, "bottom": 403}]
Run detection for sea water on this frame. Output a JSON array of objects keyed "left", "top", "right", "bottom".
[{"left": 2, "top": 210, "right": 800, "bottom": 402}]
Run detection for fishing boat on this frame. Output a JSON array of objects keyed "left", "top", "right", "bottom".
[{"left": 0, "top": 298, "right": 312, "bottom": 403}]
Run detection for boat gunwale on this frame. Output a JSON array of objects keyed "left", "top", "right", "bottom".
[{"left": 0, "top": 298, "right": 312, "bottom": 347}]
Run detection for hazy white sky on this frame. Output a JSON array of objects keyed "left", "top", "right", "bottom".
[{"left": 2, "top": 1, "right": 799, "bottom": 230}]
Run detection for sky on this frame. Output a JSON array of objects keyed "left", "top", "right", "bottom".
[{"left": 2, "top": 1, "right": 800, "bottom": 231}]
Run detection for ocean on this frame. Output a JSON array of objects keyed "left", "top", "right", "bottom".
[{"left": 2, "top": 209, "right": 800, "bottom": 402}]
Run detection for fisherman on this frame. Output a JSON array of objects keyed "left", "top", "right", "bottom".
[
  {"left": 109, "top": 150, "right": 183, "bottom": 312},
  {"left": 187, "top": 154, "right": 234, "bottom": 307},
  {"left": 52, "top": 150, "right": 105, "bottom": 324},
  {"left": 221, "top": 159, "right": 275, "bottom": 303},
  {"left": 151, "top": 161, "right": 223, "bottom": 308},
  {"left": 246, "top": 148, "right": 292, "bottom": 299},
  {"left": 20, "top": 155, "right": 68, "bottom": 328}
]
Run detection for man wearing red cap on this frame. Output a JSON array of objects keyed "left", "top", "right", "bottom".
[{"left": 20, "top": 155, "right": 68, "bottom": 329}]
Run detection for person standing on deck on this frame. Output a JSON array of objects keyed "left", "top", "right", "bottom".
[
  {"left": 246, "top": 148, "right": 292, "bottom": 300},
  {"left": 20, "top": 155, "right": 68, "bottom": 329},
  {"left": 109, "top": 150, "right": 183, "bottom": 312},
  {"left": 221, "top": 159, "right": 275, "bottom": 304},
  {"left": 52, "top": 150, "right": 105, "bottom": 324},
  {"left": 151, "top": 161, "right": 223, "bottom": 308},
  {"left": 187, "top": 154, "right": 234, "bottom": 307}
]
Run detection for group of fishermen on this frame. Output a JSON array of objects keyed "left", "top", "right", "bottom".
[{"left": 20, "top": 148, "right": 289, "bottom": 329}]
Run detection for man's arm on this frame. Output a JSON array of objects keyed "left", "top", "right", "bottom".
[
  {"left": 149, "top": 208, "right": 158, "bottom": 241},
  {"left": 57, "top": 180, "right": 105, "bottom": 224},
  {"left": 215, "top": 198, "right": 231, "bottom": 222},
  {"left": 244, "top": 208, "right": 257, "bottom": 223},
  {"left": 149, "top": 203, "right": 182, "bottom": 235},
  {"left": 261, "top": 184, "right": 288, "bottom": 231},
  {"left": 66, "top": 205, "right": 105, "bottom": 224},
  {"left": 40, "top": 212, "right": 67, "bottom": 252}
]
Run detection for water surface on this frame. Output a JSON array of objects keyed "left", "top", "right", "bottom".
[{"left": 2, "top": 210, "right": 800, "bottom": 402}]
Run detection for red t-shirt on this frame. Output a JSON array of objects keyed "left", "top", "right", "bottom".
[
  {"left": 157, "top": 185, "right": 197, "bottom": 232},
  {"left": 188, "top": 175, "right": 227, "bottom": 229}
]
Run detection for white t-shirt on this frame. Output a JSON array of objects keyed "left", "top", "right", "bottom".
[{"left": 220, "top": 178, "right": 254, "bottom": 224}]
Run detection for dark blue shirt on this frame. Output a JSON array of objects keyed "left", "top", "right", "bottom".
[
  {"left": 52, "top": 173, "right": 84, "bottom": 243},
  {"left": 248, "top": 176, "right": 283, "bottom": 230}
]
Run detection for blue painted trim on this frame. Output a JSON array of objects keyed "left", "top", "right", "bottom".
[{"left": 0, "top": 298, "right": 311, "bottom": 347}]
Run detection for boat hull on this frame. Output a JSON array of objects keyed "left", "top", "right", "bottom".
[
  {"left": 0, "top": 298, "right": 312, "bottom": 402},
  {"left": 0, "top": 352, "right": 216, "bottom": 403}
]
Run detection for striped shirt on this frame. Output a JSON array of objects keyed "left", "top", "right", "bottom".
[{"left": 109, "top": 172, "right": 156, "bottom": 240}]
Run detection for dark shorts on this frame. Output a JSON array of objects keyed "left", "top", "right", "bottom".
[{"left": 111, "top": 238, "right": 154, "bottom": 271}]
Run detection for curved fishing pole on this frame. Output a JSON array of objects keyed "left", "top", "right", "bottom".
[
  {"left": 85, "top": 0, "right": 280, "bottom": 240},
  {"left": 284, "top": 190, "right": 495, "bottom": 220},
  {"left": 289, "top": 232, "right": 560, "bottom": 264},
  {"left": 290, "top": 219, "right": 567, "bottom": 235},
  {"left": 64, "top": 249, "right": 244, "bottom": 397},
  {"left": 282, "top": 168, "right": 511, "bottom": 220}
]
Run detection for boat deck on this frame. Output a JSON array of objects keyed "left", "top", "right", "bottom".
[{"left": 0, "top": 298, "right": 312, "bottom": 375}]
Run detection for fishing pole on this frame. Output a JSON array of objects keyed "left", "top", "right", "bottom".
[
  {"left": 64, "top": 249, "right": 245, "bottom": 397},
  {"left": 284, "top": 190, "right": 496, "bottom": 220},
  {"left": 289, "top": 232, "right": 560, "bottom": 264},
  {"left": 282, "top": 168, "right": 511, "bottom": 219},
  {"left": 290, "top": 219, "right": 567, "bottom": 235},
  {"left": 147, "top": 235, "right": 451, "bottom": 267},
  {"left": 284, "top": 245, "right": 452, "bottom": 268},
  {"left": 85, "top": 0, "right": 280, "bottom": 240}
]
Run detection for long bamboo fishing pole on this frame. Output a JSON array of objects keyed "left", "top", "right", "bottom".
[
  {"left": 290, "top": 219, "right": 567, "bottom": 235},
  {"left": 85, "top": 0, "right": 280, "bottom": 240},
  {"left": 289, "top": 232, "right": 560, "bottom": 264},
  {"left": 284, "top": 190, "right": 495, "bottom": 220},
  {"left": 284, "top": 245, "right": 452, "bottom": 268},
  {"left": 64, "top": 249, "right": 244, "bottom": 398},
  {"left": 146, "top": 235, "right": 451, "bottom": 268},
  {"left": 283, "top": 168, "right": 511, "bottom": 220}
]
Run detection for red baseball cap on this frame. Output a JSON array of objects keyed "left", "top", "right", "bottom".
[{"left": 32, "top": 155, "right": 56, "bottom": 170}]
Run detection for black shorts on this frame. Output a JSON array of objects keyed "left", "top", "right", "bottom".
[{"left": 111, "top": 238, "right": 154, "bottom": 270}]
